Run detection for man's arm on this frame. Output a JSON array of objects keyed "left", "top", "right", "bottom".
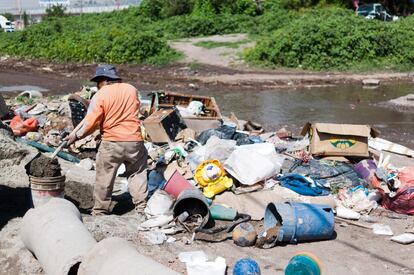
[{"left": 66, "top": 94, "right": 104, "bottom": 145}]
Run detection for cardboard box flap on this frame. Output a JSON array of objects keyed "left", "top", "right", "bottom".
[{"left": 301, "top": 122, "right": 378, "bottom": 138}]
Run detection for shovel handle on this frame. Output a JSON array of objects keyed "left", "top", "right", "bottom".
[
  {"left": 50, "top": 118, "right": 85, "bottom": 159},
  {"left": 51, "top": 141, "right": 68, "bottom": 159}
]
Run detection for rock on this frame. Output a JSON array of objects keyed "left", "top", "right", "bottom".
[
  {"left": 362, "top": 79, "right": 380, "bottom": 86},
  {"left": 0, "top": 129, "right": 38, "bottom": 188},
  {"left": 18, "top": 90, "right": 43, "bottom": 99}
]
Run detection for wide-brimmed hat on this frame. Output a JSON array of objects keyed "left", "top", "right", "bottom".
[{"left": 90, "top": 64, "right": 121, "bottom": 82}]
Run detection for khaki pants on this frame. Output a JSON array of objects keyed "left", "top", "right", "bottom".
[{"left": 93, "top": 141, "right": 148, "bottom": 215}]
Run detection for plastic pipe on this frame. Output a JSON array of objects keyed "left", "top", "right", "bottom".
[
  {"left": 21, "top": 198, "right": 96, "bottom": 275},
  {"left": 78, "top": 237, "right": 180, "bottom": 275}
]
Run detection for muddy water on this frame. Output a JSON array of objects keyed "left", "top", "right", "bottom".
[{"left": 186, "top": 83, "right": 414, "bottom": 148}]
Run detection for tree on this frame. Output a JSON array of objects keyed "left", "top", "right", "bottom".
[
  {"left": 45, "top": 5, "right": 67, "bottom": 19},
  {"left": 1, "top": 13, "right": 14, "bottom": 21},
  {"left": 23, "top": 11, "right": 29, "bottom": 27}
]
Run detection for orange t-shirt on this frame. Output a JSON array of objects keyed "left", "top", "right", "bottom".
[{"left": 77, "top": 83, "right": 142, "bottom": 141}]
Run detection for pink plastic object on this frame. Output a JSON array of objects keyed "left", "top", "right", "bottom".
[{"left": 162, "top": 170, "right": 195, "bottom": 198}]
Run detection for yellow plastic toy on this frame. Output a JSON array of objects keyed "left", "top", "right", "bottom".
[{"left": 195, "top": 160, "right": 233, "bottom": 198}]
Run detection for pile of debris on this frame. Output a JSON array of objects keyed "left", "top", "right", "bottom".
[{"left": 1, "top": 89, "right": 414, "bottom": 274}]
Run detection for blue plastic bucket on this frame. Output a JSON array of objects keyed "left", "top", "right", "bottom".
[{"left": 264, "top": 202, "right": 334, "bottom": 244}]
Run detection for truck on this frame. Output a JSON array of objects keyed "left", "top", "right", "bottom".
[{"left": 0, "top": 15, "right": 15, "bottom": 32}]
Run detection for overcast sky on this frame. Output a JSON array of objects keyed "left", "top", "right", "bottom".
[{"left": 0, "top": 0, "right": 139, "bottom": 12}]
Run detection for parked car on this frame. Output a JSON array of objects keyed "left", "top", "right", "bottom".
[
  {"left": 0, "top": 15, "right": 15, "bottom": 32},
  {"left": 357, "top": 3, "right": 398, "bottom": 21}
]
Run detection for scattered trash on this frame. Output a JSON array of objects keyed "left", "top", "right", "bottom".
[
  {"left": 173, "top": 188, "right": 210, "bottom": 230},
  {"left": 185, "top": 256, "right": 227, "bottom": 275},
  {"left": 301, "top": 122, "right": 378, "bottom": 157},
  {"left": 224, "top": 143, "right": 284, "bottom": 186},
  {"left": 140, "top": 215, "right": 174, "bottom": 228},
  {"left": 209, "top": 204, "right": 237, "bottom": 221},
  {"left": 144, "top": 190, "right": 174, "bottom": 216},
  {"left": 336, "top": 206, "right": 361, "bottom": 220},
  {"left": 163, "top": 170, "right": 196, "bottom": 198},
  {"left": 195, "top": 160, "right": 233, "bottom": 198},
  {"left": 18, "top": 90, "right": 43, "bottom": 99},
  {"left": 77, "top": 158, "right": 94, "bottom": 170},
  {"left": 261, "top": 202, "right": 334, "bottom": 247},
  {"left": 277, "top": 174, "right": 330, "bottom": 196},
  {"left": 2, "top": 85, "right": 414, "bottom": 274},
  {"left": 143, "top": 109, "right": 187, "bottom": 144},
  {"left": 143, "top": 230, "right": 168, "bottom": 245},
  {"left": 179, "top": 251, "right": 209, "bottom": 263},
  {"left": 390, "top": 233, "right": 414, "bottom": 244},
  {"left": 233, "top": 258, "right": 261, "bottom": 275},
  {"left": 372, "top": 223, "right": 394, "bottom": 236},
  {"left": 285, "top": 253, "right": 322, "bottom": 275},
  {"left": 369, "top": 137, "right": 414, "bottom": 158},
  {"left": 232, "top": 222, "right": 257, "bottom": 247},
  {"left": 10, "top": 115, "right": 38, "bottom": 136}
]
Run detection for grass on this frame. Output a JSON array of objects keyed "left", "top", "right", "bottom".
[{"left": 193, "top": 39, "right": 250, "bottom": 49}]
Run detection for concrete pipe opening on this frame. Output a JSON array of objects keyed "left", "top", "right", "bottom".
[{"left": 21, "top": 198, "right": 96, "bottom": 275}]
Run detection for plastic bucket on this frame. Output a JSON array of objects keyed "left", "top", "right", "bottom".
[
  {"left": 173, "top": 188, "right": 210, "bottom": 228},
  {"left": 285, "top": 253, "right": 322, "bottom": 275},
  {"left": 29, "top": 175, "right": 65, "bottom": 208},
  {"left": 264, "top": 202, "right": 334, "bottom": 244},
  {"left": 162, "top": 170, "right": 195, "bottom": 198}
]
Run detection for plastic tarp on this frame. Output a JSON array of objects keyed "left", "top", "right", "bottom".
[{"left": 224, "top": 143, "right": 284, "bottom": 186}]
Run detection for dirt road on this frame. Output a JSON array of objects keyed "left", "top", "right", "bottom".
[{"left": 170, "top": 33, "right": 255, "bottom": 67}]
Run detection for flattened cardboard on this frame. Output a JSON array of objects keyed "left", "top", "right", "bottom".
[{"left": 301, "top": 122, "right": 379, "bottom": 157}]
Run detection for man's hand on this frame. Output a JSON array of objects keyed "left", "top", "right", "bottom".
[{"left": 64, "top": 133, "right": 77, "bottom": 146}]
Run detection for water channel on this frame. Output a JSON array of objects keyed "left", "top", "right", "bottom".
[{"left": 187, "top": 83, "right": 414, "bottom": 148}]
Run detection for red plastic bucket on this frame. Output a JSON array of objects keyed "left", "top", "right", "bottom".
[{"left": 162, "top": 170, "right": 195, "bottom": 198}]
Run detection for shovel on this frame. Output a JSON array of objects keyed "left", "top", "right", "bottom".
[{"left": 50, "top": 119, "right": 85, "bottom": 159}]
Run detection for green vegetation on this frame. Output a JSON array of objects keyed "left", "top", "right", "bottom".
[
  {"left": 193, "top": 39, "right": 250, "bottom": 49},
  {"left": 0, "top": 0, "right": 413, "bottom": 70},
  {"left": 246, "top": 7, "right": 414, "bottom": 71}
]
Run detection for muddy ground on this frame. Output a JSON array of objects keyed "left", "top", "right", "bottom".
[{"left": 0, "top": 57, "right": 414, "bottom": 95}]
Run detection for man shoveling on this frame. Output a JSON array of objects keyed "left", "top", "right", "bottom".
[{"left": 65, "top": 65, "right": 148, "bottom": 216}]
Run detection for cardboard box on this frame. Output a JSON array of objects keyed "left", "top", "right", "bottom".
[
  {"left": 301, "top": 122, "right": 379, "bottom": 157},
  {"left": 143, "top": 109, "right": 187, "bottom": 144}
]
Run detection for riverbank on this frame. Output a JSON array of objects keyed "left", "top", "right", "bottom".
[{"left": 0, "top": 57, "right": 413, "bottom": 94}]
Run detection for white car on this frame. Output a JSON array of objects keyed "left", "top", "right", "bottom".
[
  {"left": 0, "top": 15, "right": 15, "bottom": 32},
  {"left": 357, "top": 4, "right": 398, "bottom": 21}
]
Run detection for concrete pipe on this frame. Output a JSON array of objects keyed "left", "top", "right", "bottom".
[
  {"left": 21, "top": 198, "right": 97, "bottom": 275},
  {"left": 78, "top": 237, "right": 180, "bottom": 275}
]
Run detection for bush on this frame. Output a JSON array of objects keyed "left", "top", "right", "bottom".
[
  {"left": 0, "top": 13, "right": 179, "bottom": 65},
  {"left": 246, "top": 7, "right": 414, "bottom": 70}
]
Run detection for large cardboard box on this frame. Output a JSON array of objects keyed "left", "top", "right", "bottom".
[
  {"left": 301, "top": 122, "right": 379, "bottom": 157},
  {"left": 143, "top": 109, "right": 187, "bottom": 144}
]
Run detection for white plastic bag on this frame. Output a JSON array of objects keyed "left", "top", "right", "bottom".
[
  {"left": 186, "top": 257, "right": 226, "bottom": 275},
  {"left": 204, "top": 136, "right": 236, "bottom": 163},
  {"left": 144, "top": 190, "right": 174, "bottom": 216},
  {"left": 224, "top": 143, "right": 284, "bottom": 185}
]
